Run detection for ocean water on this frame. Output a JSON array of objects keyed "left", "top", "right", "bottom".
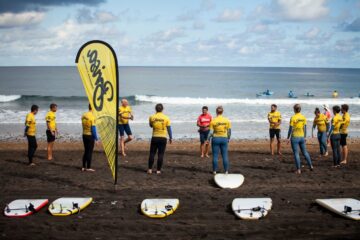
[{"left": 0, "top": 66, "right": 360, "bottom": 140}]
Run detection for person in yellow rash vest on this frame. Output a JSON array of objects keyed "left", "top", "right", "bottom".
[
  {"left": 24, "top": 105, "right": 39, "bottom": 166},
  {"left": 311, "top": 108, "right": 329, "bottom": 157},
  {"left": 268, "top": 104, "right": 282, "bottom": 155},
  {"left": 45, "top": 103, "right": 58, "bottom": 160},
  {"left": 340, "top": 104, "right": 350, "bottom": 164},
  {"left": 118, "top": 99, "right": 134, "bottom": 157},
  {"left": 327, "top": 105, "right": 343, "bottom": 167}
]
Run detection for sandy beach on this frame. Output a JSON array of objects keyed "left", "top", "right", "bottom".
[{"left": 0, "top": 139, "right": 359, "bottom": 240}]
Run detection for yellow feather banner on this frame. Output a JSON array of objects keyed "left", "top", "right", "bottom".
[{"left": 75, "top": 40, "right": 119, "bottom": 184}]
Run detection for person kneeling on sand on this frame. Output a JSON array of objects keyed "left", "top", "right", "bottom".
[
  {"left": 206, "top": 106, "right": 231, "bottom": 175},
  {"left": 287, "top": 104, "right": 313, "bottom": 174}
]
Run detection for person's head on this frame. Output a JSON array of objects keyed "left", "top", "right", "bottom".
[
  {"left": 121, "top": 98, "right": 128, "bottom": 107},
  {"left": 314, "top": 107, "right": 320, "bottom": 116},
  {"left": 271, "top": 104, "right": 277, "bottom": 112},
  {"left": 202, "top": 106, "right": 208, "bottom": 114},
  {"left": 88, "top": 104, "right": 92, "bottom": 111},
  {"left": 293, "top": 104, "right": 301, "bottom": 113},
  {"left": 341, "top": 104, "right": 349, "bottom": 113},
  {"left": 216, "top": 106, "right": 223, "bottom": 115},
  {"left": 332, "top": 105, "right": 340, "bottom": 114},
  {"left": 31, "top": 105, "right": 39, "bottom": 115},
  {"left": 155, "top": 103, "right": 163, "bottom": 113},
  {"left": 50, "top": 103, "right": 57, "bottom": 112}
]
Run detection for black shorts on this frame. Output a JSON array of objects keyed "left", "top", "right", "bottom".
[
  {"left": 118, "top": 124, "right": 132, "bottom": 137},
  {"left": 340, "top": 134, "right": 348, "bottom": 146},
  {"left": 199, "top": 130, "right": 210, "bottom": 144},
  {"left": 269, "top": 129, "right": 281, "bottom": 139},
  {"left": 46, "top": 130, "right": 56, "bottom": 143}
]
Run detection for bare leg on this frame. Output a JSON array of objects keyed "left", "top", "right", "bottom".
[
  {"left": 120, "top": 136, "right": 126, "bottom": 156},
  {"left": 277, "top": 139, "right": 282, "bottom": 155},
  {"left": 47, "top": 142, "right": 54, "bottom": 160},
  {"left": 270, "top": 138, "right": 274, "bottom": 155},
  {"left": 124, "top": 135, "right": 133, "bottom": 152},
  {"left": 341, "top": 146, "right": 348, "bottom": 164},
  {"left": 205, "top": 142, "right": 210, "bottom": 158},
  {"left": 200, "top": 143, "right": 204, "bottom": 157}
]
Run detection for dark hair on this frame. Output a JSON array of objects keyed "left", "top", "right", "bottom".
[
  {"left": 202, "top": 106, "right": 208, "bottom": 110},
  {"left": 271, "top": 104, "right": 277, "bottom": 108},
  {"left": 50, "top": 103, "right": 57, "bottom": 109},
  {"left": 341, "top": 104, "right": 349, "bottom": 112},
  {"left": 155, "top": 103, "right": 163, "bottom": 112},
  {"left": 216, "top": 106, "right": 223, "bottom": 114},
  {"left": 293, "top": 104, "right": 301, "bottom": 113},
  {"left": 88, "top": 104, "right": 92, "bottom": 110},
  {"left": 314, "top": 107, "right": 320, "bottom": 114},
  {"left": 31, "top": 105, "right": 39, "bottom": 112},
  {"left": 333, "top": 105, "right": 340, "bottom": 114}
]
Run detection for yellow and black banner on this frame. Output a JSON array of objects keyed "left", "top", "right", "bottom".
[{"left": 75, "top": 40, "right": 119, "bottom": 184}]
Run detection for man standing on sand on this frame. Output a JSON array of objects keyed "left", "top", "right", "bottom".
[
  {"left": 327, "top": 105, "right": 342, "bottom": 167},
  {"left": 118, "top": 99, "right": 134, "bottom": 156},
  {"left": 45, "top": 103, "right": 58, "bottom": 161},
  {"left": 268, "top": 104, "right": 282, "bottom": 155},
  {"left": 340, "top": 104, "right": 350, "bottom": 164},
  {"left": 24, "top": 105, "right": 39, "bottom": 166},
  {"left": 197, "top": 106, "right": 212, "bottom": 158}
]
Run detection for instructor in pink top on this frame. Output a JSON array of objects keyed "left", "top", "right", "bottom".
[{"left": 197, "top": 106, "right": 212, "bottom": 158}]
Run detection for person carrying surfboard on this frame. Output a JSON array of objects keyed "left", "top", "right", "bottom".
[
  {"left": 118, "top": 98, "right": 134, "bottom": 157},
  {"left": 148, "top": 103, "right": 173, "bottom": 174},
  {"left": 81, "top": 104, "right": 99, "bottom": 172},
  {"left": 327, "top": 105, "right": 343, "bottom": 168},
  {"left": 287, "top": 104, "right": 313, "bottom": 174},
  {"left": 340, "top": 104, "right": 350, "bottom": 165},
  {"left": 311, "top": 108, "right": 329, "bottom": 157},
  {"left": 45, "top": 103, "right": 58, "bottom": 161},
  {"left": 24, "top": 105, "right": 39, "bottom": 166},
  {"left": 197, "top": 106, "right": 212, "bottom": 158},
  {"left": 206, "top": 106, "right": 231, "bottom": 174},
  {"left": 268, "top": 104, "right": 282, "bottom": 156}
]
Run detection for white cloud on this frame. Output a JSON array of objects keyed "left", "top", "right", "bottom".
[
  {"left": 76, "top": 8, "right": 118, "bottom": 24},
  {"left": 296, "top": 27, "right": 332, "bottom": 44},
  {"left": 193, "top": 20, "right": 205, "bottom": 30},
  {"left": 276, "top": 0, "right": 329, "bottom": 21},
  {"left": 149, "top": 27, "right": 186, "bottom": 42},
  {"left": 0, "top": 11, "right": 44, "bottom": 28},
  {"left": 215, "top": 9, "right": 242, "bottom": 22}
]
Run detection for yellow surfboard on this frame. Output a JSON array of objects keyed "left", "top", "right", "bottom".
[
  {"left": 141, "top": 199, "right": 179, "bottom": 218},
  {"left": 49, "top": 197, "right": 93, "bottom": 216}
]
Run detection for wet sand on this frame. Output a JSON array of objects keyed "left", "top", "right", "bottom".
[{"left": 0, "top": 139, "right": 359, "bottom": 239}]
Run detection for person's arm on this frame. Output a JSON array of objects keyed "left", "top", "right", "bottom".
[
  {"left": 149, "top": 117, "right": 152, "bottom": 128},
  {"left": 304, "top": 125, "right": 307, "bottom": 138},
  {"left": 167, "top": 126, "right": 173, "bottom": 142},
  {"left": 227, "top": 128, "right": 231, "bottom": 141},
  {"left": 207, "top": 130, "right": 214, "bottom": 141},
  {"left": 328, "top": 125, "right": 334, "bottom": 139},
  {"left": 91, "top": 126, "right": 99, "bottom": 141},
  {"left": 24, "top": 126, "right": 29, "bottom": 136},
  {"left": 287, "top": 126, "right": 293, "bottom": 139}
]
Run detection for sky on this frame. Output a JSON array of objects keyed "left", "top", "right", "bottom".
[{"left": 0, "top": 0, "right": 359, "bottom": 68}]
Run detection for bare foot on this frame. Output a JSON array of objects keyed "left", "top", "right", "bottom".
[
  {"left": 277, "top": 152, "right": 282, "bottom": 156},
  {"left": 205, "top": 154, "right": 210, "bottom": 158},
  {"left": 81, "top": 168, "right": 86, "bottom": 171},
  {"left": 47, "top": 158, "right": 52, "bottom": 161},
  {"left": 324, "top": 152, "right": 329, "bottom": 156},
  {"left": 147, "top": 169, "right": 152, "bottom": 174},
  {"left": 340, "top": 161, "right": 347, "bottom": 165},
  {"left": 86, "top": 168, "right": 95, "bottom": 172},
  {"left": 213, "top": 171, "right": 217, "bottom": 175},
  {"left": 156, "top": 171, "right": 161, "bottom": 175},
  {"left": 200, "top": 154, "right": 204, "bottom": 158},
  {"left": 295, "top": 169, "right": 301, "bottom": 174},
  {"left": 29, "top": 163, "right": 36, "bottom": 166},
  {"left": 121, "top": 152, "right": 127, "bottom": 157}
]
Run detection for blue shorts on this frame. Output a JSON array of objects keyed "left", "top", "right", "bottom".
[
  {"left": 199, "top": 130, "right": 210, "bottom": 144},
  {"left": 118, "top": 124, "right": 132, "bottom": 137}
]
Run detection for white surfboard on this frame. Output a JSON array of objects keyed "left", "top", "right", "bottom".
[
  {"left": 232, "top": 198, "right": 272, "bottom": 220},
  {"left": 316, "top": 198, "right": 360, "bottom": 220},
  {"left": 49, "top": 197, "right": 93, "bottom": 216},
  {"left": 214, "top": 174, "right": 245, "bottom": 189},
  {"left": 141, "top": 199, "right": 179, "bottom": 218},
  {"left": 4, "top": 199, "right": 48, "bottom": 218}
]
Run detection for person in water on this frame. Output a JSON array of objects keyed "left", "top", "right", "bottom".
[
  {"left": 197, "top": 106, "right": 212, "bottom": 158},
  {"left": 207, "top": 106, "right": 231, "bottom": 174},
  {"left": 287, "top": 104, "right": 313, "bottom": 174},
  {"left": 268, "top": 104, "right": 282, "bottom": 155},
  {"left": 327, "top": 105, "right": 342, "bottom": 167},
  {"left": 118, "top": 99, "right": 134, "bottom": 156},
  {"left": 288, "top": 90, "right": 295, "bottom": 98},
  {"left": 340, "top": 104, "right": 350, "bottom": 164},
  {"left": 332, "top": 90, "right": 339, "bottom": 98},
  {"left": 81, "top": 104, "right": 99, "bottom": 172},
  {"left": 24, "top": 105, "right": 39, "bottom": 166},
  {"left": 45, "top": 103, "right": 58, "bottom": 161},
  {"left": 148, "top": 103, "right": 173, "bottom": 174},
  {"left": 311, "top": 108, "right": 329, "bottom": 157}
]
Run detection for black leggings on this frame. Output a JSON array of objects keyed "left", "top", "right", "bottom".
[
  {"left": 148, "top": 137, "right": 167, "bottom": 171},
  {"left": 27, "top": 135, "right": 37, "bottom": 164},
  {"left": 82, "top": 135, "right": 95, "bottom": 169}
]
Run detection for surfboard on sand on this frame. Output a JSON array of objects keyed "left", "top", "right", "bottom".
[
  {"left": 49, "top": 197, "right": 93, "bottom": 216},
  {"left": 232, "top": 198, "right": 272, "bottom": 220},
  {"left": 141, "top": 199, "right": 179, "bottom": 218},
  {"left": 316, "top": 198, "right": 360, "bottom": 220},
  {"left": 214, "top": 174, "right": 245, "bottom": 189},
  {"left": 4, "top": 199, "right": 49, "bottom": 217}
]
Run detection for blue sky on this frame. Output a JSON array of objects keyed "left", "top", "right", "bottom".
[{"left": 0, "top": 0, "right": 359, "bottom": 67}]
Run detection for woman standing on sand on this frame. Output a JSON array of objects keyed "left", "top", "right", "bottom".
[
  {"left": 287, "top": 104, "right": 313, "bottom": 174},
  {"left": 207, "top": 106, "right": 231, "bottom": 174},
  {"left": 312, "top": 108, "right": 329, "bottom": 157},
  {"left": 327, "top": 105, "right": 343, "bottom": 167}
]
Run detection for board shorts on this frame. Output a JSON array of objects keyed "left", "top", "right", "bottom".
[
  {"left": 46, "top": 130, "right": 56, "bottom": 143},
  {"left": 199, "top": 130, "right": 210, "bottom": 144},
  {"left": 340, "top": 134, "right": 348, "bottom": 146},
  {"left": 118, "top": 124, "right": 132, "bottom": 137},
  {"left": 269, "top": 129, "right": 281, "bottom": 139}
]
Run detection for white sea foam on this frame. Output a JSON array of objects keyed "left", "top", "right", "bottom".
[{"left": 0, "top": 95, "right": 21, "bottom": 102}]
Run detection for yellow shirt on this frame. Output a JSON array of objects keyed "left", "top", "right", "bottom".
[
  {"left": 45, "top": 111, "right": 56, "bottom": 131},
  {"left": 340, "top": 112, "right": 350, "bottom": 134},
  {"left": 268, "top": 111, "right": 281, "bottom": 129},
  {"left": 209, "top": 115, "right": 231, "bottom": 138},
  {"left": 290, "top": 113, "right": 307, "bottom": 138},
  {"left": 82, "top": 111, "right": 96, "bottom": 136},
  {"left": 332, "top": 113, "right": 343, "bottom": 134},
  {"left": 118, "top": 106, "right": 132, "bottom": 124},
  {"left": 25, "top": 113, "right": 36, "bottom": 136},
  {"left": 149, "top": 112, "right": 171, "bottom": 138},
  {"left": 313, "top": 113, "right": 328, "bottom": 133}
]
